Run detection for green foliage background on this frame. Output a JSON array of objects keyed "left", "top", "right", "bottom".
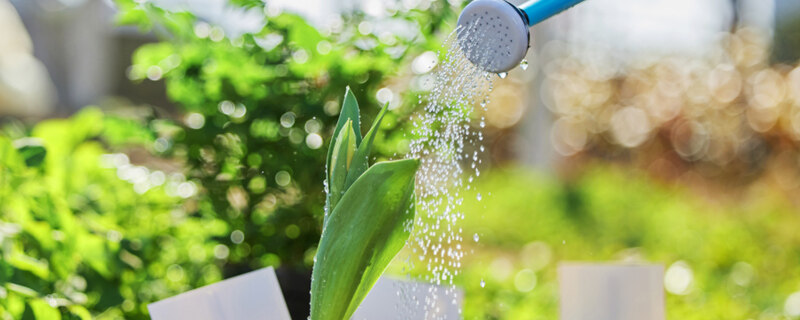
[
  {"left": 114, "top": 0, "right": 452, "bottom": 273},
  {"left": 1, "top": 0, "right": 455, "bottom": 318},
  {"left": 2, "top": 0, "right": 800, "bottom": 319},
  {"left": 447, "top": 166, "right": 800, "bottom": 319},
  {"left": 1, "top": 109, "right": 227, "bottom": 319}
]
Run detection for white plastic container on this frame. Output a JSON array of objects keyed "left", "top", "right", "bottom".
[
  {"left": 148, "top": 267, "right": 291, "bottom": 320},
  {"left": 558, "top": 263, "right": 665, "bottom": 320}
]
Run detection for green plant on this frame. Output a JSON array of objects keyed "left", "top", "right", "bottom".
[
  {"left": 113, "top": 0, "right": 456, "bottom": 275},
  {"left": 310, "top": 89, "right": 419, "bottom": 320},
  {"left": 1, "top": 2, "right": 460, "bottom": 318},
  {"left": 0, "top": 109, "right": 226, "bottom": 319}
]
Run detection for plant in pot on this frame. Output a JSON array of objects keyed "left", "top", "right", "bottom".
[{"left": 309, "top": 88, "right": 419, "bottom": 319}]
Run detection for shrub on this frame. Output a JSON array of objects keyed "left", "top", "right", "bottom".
[
  {"left": 114, "top": 0, "right": 454, "bottom": 274},
  {"left": 0, "top": 109, "right": 226, "bottom": 319}
]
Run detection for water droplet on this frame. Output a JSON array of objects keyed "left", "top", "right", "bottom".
[
  {"left": 480, "top": 279, "right": 486, "bottom": 288},
  {"left": 473, "top": 233, "right": 480, "bottom": 242},
  {"left": 476, "top": 193, "right": 482, "bottom": 201},
  {"left": 520, "top": 59, "right": 529, "bottom": 70},
  {"left": 400, "top": 26, "right": 497, "bottom": 311},
  {"left": 497, "top": 72, "right": 507, "bottom": 79}
]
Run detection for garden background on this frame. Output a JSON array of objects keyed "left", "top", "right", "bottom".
[{"left": 2, "top": 0, "right": 800, "bottom": 319}]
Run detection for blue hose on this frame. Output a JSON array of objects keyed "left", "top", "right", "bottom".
[{"left": 519, "top": 0, "right": 587, "bottom": 26}]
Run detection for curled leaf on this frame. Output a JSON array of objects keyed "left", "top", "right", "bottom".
[
  {"left": 325, "top": 87, "right": 363, "bottom": 221},
  {"left": 310, "top": 159, "right": 419, "bottom": 320},
  {"left": 328, "top": 120, "right": 357, "bottom": 215},
  {"left": 344, "top": 102, "right": 389, "bottom": 190},
  {"left": 325, "top": 86, "right": 362, "bottom": 176}
]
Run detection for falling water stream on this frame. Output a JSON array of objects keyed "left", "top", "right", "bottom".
[{"left": 396, "top": 21, "right": 501, "bottom": 318}]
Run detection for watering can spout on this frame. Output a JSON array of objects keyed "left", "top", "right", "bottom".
[
  {"left": 456, "top": 0, "right": 588, "bottom": 73},
  {"left": 520, "top": 0, "right": 587, "bottom": 26}
]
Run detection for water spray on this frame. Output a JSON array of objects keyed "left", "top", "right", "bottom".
[{"left": 457, "top": 0, "right": 587, "bottom": 73}]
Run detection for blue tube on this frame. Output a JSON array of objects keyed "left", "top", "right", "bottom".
[{"left": 519, "top": 0, "right": 587, "bottom": 26}]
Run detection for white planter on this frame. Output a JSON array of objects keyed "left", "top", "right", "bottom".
[
  {"left": 352, "top": 276, "right": 463, "bottom": 319},
  {"left": 148, "top": 267, "right": 291, "bottom": 320},
  {"left": 148, "top": 267, "right": 464, "bottom": 320},
  {"left": 558, "top": 263, "right": 665, "bottom": 320}
]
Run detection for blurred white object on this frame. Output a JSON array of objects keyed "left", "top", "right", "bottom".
[
  {"left": 558, "top": 263, "right": 665, "bottom": 320},
  {"left": 352, "top": 277, "right": 463, "bottom": 320},
  {"left": 0, "top": 0, "right": 31, "bottom": 52},
  {"left": 149, "top": 269, "right": 462, "bottom": 320},
  {"left": 148, "top": 267, "right": 292, "bottom": 320},
  {"left": 0, "top": 0, "right": 55, "bottom": 117}
]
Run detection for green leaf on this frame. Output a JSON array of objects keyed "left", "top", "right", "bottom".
[
  {"left": 13, "top": 138, "right": 46, "bottom": 168},
  {"left": 310, "top": 159, "right": 419, "bottom": 320},
  {"left": 0, "top": 137, "right": 24, "bottom": 171},
  {"left": 3, "top": 293, "right": 26, "bottom": 319},
  {"left": 67, "top": 305, "right": 92, "bottom": 320},
  {"left": 26, "top": 299, "right": 61, "bottom": 320},
  {"left": 17, "top": 145, "right": 46, "bottom": 167},
  {"left": 77, "top": 234, "right": 113, "bottom": 278},
  {"left": 325, "top": 87, "right": 362, "bottom": 180},
  {"left": 7, "top": 252, "right": 49, "bottom": 280},
  {"left": 325, "top": 87, "right": 365, "bottom": 221},
  {"left": 327, "top": 120, "right": 357, "bottom": 217},
  {"left": 344, "top": 103, "right": 389, "bottom": 190}
]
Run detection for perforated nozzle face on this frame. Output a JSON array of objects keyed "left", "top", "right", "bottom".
[{"left": 456, "top": 0, "right": 530, "bottom": 73}]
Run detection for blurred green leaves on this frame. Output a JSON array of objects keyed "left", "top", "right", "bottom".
[
  {"left": 443, "top": 166, "right": 800, "bottom": 319},
  {"left": 0, "top": 109, "right": 226, "bottom": 319},
  {"left": 114, "top": 0, "right": 451, "bottom": 275},
  {"left": 3, "top": 0, "right": 458, "bottom": 318}
]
